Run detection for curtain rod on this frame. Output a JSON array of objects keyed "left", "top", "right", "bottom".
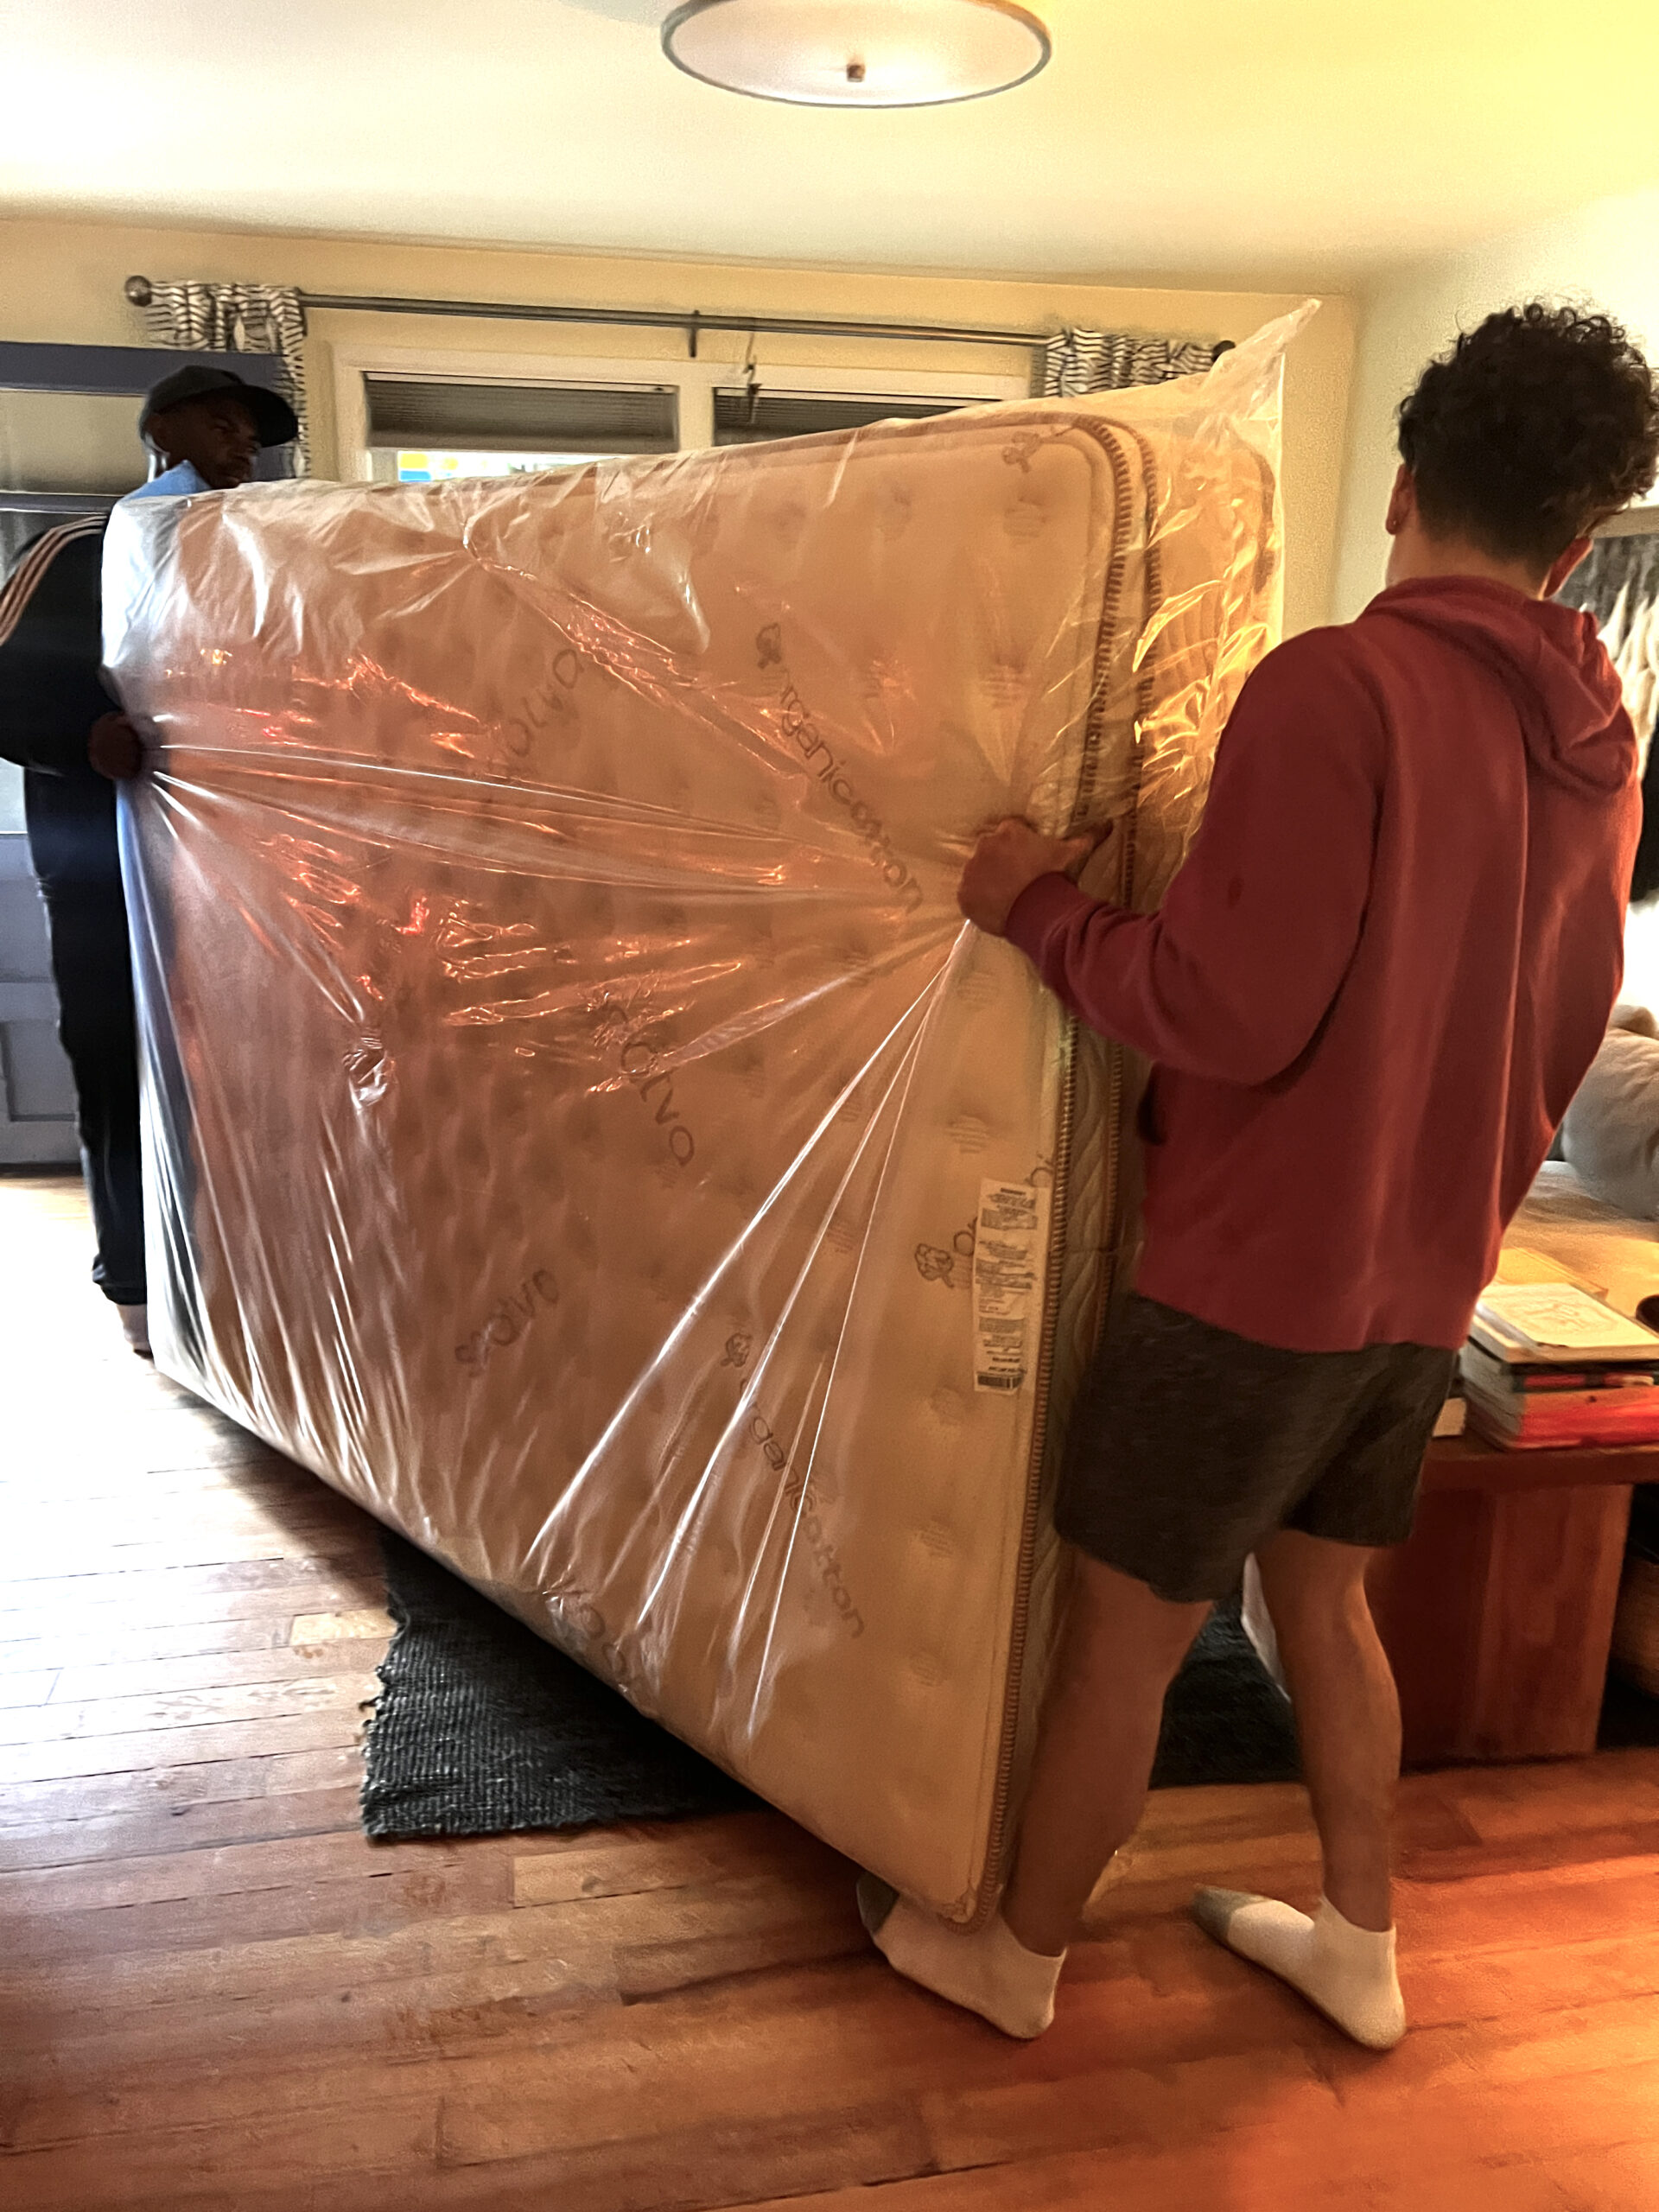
[
  {"left": 123, "top": 276, "right": 1051, "bottom": 360},
  {"left": 1596, "top": 505, "right": 1659, "bottom": 540}
]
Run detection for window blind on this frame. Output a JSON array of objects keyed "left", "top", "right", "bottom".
[
  {"left": 711, "top": 389, "right": 976, "bottom": 447},
  {"left": 364, "top": 377, "right": 679, "bottom": 454}
]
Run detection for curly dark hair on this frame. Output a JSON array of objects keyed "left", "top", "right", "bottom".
[{"left": 1397, "top": 303, "right": 1659, "bottom": 569}]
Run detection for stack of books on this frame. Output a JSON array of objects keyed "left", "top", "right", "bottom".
[{"left": 1460, "top": 1284, "right": 1659, "bottom": 1449}]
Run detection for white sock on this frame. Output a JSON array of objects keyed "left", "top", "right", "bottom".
[
  {"left": 1193, "top": 1888, "right": 1406, "bottom": 2050},
  {"left": 858, "top": 1877, "right": 1063, "bottom": 2039},
  {"left": 117, "top": 1303, "right": 151, "bottom": 1358}
]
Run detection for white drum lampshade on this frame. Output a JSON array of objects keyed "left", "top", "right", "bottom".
[{"left": 661, "top": 0, "right": 1052, "bottom": 109}]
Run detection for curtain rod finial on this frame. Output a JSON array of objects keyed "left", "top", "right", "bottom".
[{"left": 124, "top": 276, "right": 153, "bottom": 307}]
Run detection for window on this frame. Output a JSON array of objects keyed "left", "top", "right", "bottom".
[
  {"left": 711, "top": 387, "right": 979, "bottom": 446},
  {"left": 336, "top": 348, "right": 1030, "bottom": 484},
  {"left": 362, "top": 377, "right": 678, "bottom": 484},
  {"left": 375, "top": 449, "right": 628, "bottom": 485}
]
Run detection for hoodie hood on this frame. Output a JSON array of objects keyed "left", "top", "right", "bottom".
[{"left": 1364, "top": 575, "right": 1633, "bottom": 797}]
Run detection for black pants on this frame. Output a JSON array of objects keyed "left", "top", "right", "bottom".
[{"left": 24, "top": 768, "right": 145, "bottom": 1306}]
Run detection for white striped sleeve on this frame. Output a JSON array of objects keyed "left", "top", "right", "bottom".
[{"left": 0, "top": 519, "right": 106, "bottom": 653}]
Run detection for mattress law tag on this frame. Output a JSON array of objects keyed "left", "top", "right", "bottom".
[{"left": 972, "top": 1180, "right": 1052, "bottom": 1394}]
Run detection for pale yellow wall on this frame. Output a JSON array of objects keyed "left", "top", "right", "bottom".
[
  {"left": 1, "top": 215, "right": 1354, "bottom": 635},
  {"left": 1334, "top": 186, "right": 1659, "bottom": 620}
]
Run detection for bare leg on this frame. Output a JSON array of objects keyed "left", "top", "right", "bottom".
[
  {"left": 1255, "top": 1528, "right": 1396, "bottom": 1930},
  {"left": 861, "top": 1553, "right": 1209, "bottom": 2037},
  {"left": 1192, "top": 1529, "right": 1406, "bottom": 2047},
  {"left": 1001, "top": 1554, "right": 1212, "bottom": 1956}
]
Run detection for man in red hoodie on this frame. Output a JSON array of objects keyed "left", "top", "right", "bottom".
[{"left": 863, "top": 305, "right": 1659, "bottom": 2049}]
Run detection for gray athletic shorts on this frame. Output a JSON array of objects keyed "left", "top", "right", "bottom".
[{"left": 1057, "top": 1294, "right": 1456, "bottom": 1605}]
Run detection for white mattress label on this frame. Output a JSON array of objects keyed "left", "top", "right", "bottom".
[{"left": 972, "top": 1180, "right": 1052, "bottom": 1394}]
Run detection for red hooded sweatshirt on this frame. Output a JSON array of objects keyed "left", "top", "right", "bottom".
[{"left": 1004, "top": 575, "right": 1639, "bottom": 1352}]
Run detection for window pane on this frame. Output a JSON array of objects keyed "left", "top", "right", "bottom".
[
  {"left": 383, "top": 450, "right": 623, "bottom": 482},
  {"left": 712, "top": 389, "right": 976, "bottom": 446},
  {"left": 364, "top": 378, "right": 677, "bottom": 454}
]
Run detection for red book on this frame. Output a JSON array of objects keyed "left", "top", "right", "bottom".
[{"left": 1464, "top": 1383, "right": 1659, "bottom": 1450}]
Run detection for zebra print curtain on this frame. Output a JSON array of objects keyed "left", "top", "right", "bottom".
[
  {"left": 1035, "top": 328, "right": 1228, "bottom": 397},
  {"left": 140, "top": 283, "right": 309, "bottom": 474},
  {"left": 1559, "top": 528, "right": 1659, "bottom": 901},
  {"left": 1559, "top": 530, "right": 1659, "bottom": 769}
]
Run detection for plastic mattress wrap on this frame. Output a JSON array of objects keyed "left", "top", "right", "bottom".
[{"left": 103, "top": 308, "right": 1301, "bottom": 1918}]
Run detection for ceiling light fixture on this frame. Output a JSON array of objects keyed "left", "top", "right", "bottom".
[{"left": 661, "top": 1, "right": 1051, "bottom": 110}]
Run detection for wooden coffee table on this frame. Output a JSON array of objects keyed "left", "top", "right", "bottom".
[{"left": 1366, "top": 1432, "right": 1649, "bottom": 1765}]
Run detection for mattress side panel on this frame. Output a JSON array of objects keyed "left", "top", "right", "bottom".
[{"left": 998, "top": 424, "right": 1283, "bottom": 1852}]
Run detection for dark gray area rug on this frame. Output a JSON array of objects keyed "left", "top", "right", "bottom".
[
  {"left": 361, "top": 1533, "right": 1302, "bottom": 1842},
  {"left": 1153, "top": 1596, "right": 1302, "bottom": 1789},
  {"left": 360, "top": 1533, "right": 757, "bottom": 1840}
]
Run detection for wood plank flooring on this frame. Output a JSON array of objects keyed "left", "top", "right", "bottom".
[{"left": 3, "top": 1170, "right": 1657, "bottom": 2211}]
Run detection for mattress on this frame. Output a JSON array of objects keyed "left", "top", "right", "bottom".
[{"left": 104, "top": 317, "right": 1292, "bottom": 1920}]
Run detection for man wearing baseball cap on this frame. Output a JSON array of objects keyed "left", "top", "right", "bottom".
[
  {"left": 87, "top": 367, "right": 300, "bottom": 784},
  {"left": 0, "top": 361, "right": 296, "bottom": 1355},
  {"left": 128, "top": 365, "right": 299, "bottom": 502}
]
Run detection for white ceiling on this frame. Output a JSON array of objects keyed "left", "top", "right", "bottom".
[{"left": 3, "top": 0, "right": 1658, "bottom": 285}]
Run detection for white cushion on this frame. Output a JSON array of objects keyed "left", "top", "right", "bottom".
[{"left": 1562, "top": 1021, "right": 1659, "bottom": 1219}]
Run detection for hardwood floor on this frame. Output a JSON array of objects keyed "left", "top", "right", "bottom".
[{"left": 3, "top": 1169, "right": 1657, "bottom": 2212}]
